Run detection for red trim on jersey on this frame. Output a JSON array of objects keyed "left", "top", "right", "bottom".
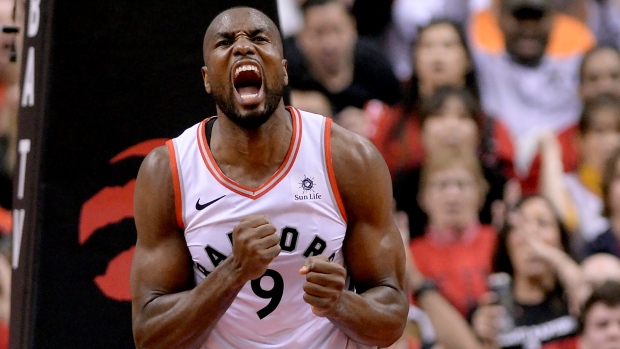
[
  {"left": 324, "top": 118, "right": 348, "bottom": 223},
  {"left": 166, "top": 140, "right": 185, "bottom": 230},
  {"left": 197, "top": 109, "right": 302, "bottom": 199}
]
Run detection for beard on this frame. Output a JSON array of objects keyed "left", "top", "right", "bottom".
[{"left": 213, "top": 79, "right": 284, "bottom": 130}]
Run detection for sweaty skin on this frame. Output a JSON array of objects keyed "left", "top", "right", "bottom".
[{"left": 130, "top": 7, "right": 407, "bottom": 349}]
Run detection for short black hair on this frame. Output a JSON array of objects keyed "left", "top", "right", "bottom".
[{"left": 579, "top": 280, "right": 620, "bottom": 333}]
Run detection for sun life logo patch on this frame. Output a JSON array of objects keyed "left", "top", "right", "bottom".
[
  {"left": 291, "top": 173, "right": 322, "bottom": 201},
  {"left": 299, "top": 175, "right": 315, "bottom": 193}
]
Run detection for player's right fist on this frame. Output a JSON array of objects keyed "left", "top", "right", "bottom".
[{"left": 231, "top": 215, "right": 281, "bottom": 281}]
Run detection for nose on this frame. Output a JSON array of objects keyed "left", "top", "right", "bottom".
[
  {"left": 232, "top": 36, "right": 255, "bottom": 57},
  {"left": 443, "top": 115, "right": 461, "bottom": 130}
]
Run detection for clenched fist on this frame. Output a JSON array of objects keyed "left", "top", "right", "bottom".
[
  {"left": 299, "top": 255, "right": 347, "bottom": 317},
  {"left": 232, "top": 215, "right": 281, "bottom": 282}
]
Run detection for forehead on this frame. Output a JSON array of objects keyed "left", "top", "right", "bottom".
[
  {"left": 585, "top": 50, "right": 620, "bottom": 71},
  {"left": 587, "top": 303, "right": 620, "bottom": 319},
  {"left": 305, "top": 2, "right": 349, "bottom": 20},
  {"left": 520, "top": 197, "right": 553, "bottom": 216},
  {"left": 208, "top": 8, "right": 274, "bottom": 37},
  {"left": 430, "top": 165, "right": 473, "bottom": 179},
  {"left": 420, "top": 23, "right": 459, "bottom": 41}
]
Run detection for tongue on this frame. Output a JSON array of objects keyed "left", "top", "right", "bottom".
[{"left": 238, "top": 86, "right": 260, "bottom": 99}]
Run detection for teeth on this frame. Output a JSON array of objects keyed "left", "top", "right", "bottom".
[
  {"left": 234, "top": 64, "right": 260, "bottom": 78},
  {"left": 240, "top": 93, "right": 258, "bottom": 100}
]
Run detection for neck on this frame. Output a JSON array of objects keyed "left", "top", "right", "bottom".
[
  {"left": 419, "top": 81, "right": 435, "bottom": 100},
  {"left": 211, "top": 103, "right": 292, "bottom": 185},
  {"left": 419, "top": 79, "right": 466, "bottom": 101},
  {"left": 509, "top": 52, "right": 544, "bottom": 68},
  {"left": 427, "top": 219, "right": 479, "bottom": 244},
  {"left": 513, "top": 272, "right": 554, "bottom": 305}
]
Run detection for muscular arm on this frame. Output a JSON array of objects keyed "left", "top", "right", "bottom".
[
  {"left": 131, "top": 146, "right": 263, "bottom": 349},
  {"left": 326, "top": 124, "right": 409, "bottom": 347}
]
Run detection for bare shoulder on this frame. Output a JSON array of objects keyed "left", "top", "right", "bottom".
[
  {"left": 329, "top": 122, "right": 393, "bottom": 215},
  {"left": 134, "top": 145, "right": 178, "bottom": 242},
  {"left": 137, "top": 145, "right": 172, "bottom": 182},
  {"left": 135, "top": 145, "right": 175, "bottom": 204},
  {"left": 331, "top": 123, "right": 389, "bottom": 176}
]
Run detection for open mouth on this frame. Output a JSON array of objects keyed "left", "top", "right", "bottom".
[{"left": 233, "top": 62, "right": 263, "bottom": 103}]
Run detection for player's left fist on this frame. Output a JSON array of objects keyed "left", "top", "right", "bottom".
[{"left": 299, "top": 255, "right": 347, "bottom": 317}]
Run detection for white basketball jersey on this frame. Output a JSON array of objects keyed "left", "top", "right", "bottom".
[{"left": 168, "top": 108, "right": 374, "bottom": 349}]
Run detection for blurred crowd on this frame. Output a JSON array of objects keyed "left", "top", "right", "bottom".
[
  {"left": 280, "top": 0, "right": 620, "bottom": 348},
  {"left": 3, "top": 0, "right": 620, "bottom": 348}
]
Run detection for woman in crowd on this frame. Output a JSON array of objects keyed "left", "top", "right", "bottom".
[
  {"left": 472, "top": 195, "right": 583, "bottom": 349},
  {"left": 368, "top": 18, "right": 482, "bottom": 177},
  {"left": 579, "top": 45, "right": 620, "bottom": 103},
  {"left": 393, "top": 85, "right": 506, "bottom": 239}
]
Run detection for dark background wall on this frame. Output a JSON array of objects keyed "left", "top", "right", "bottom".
[{"left": 11, "top": 1, "right": 281, "bottom": 348}]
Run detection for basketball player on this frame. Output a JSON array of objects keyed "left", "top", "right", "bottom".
[{"left": 130, "top": 6, "right": 408, "bottom": 349}]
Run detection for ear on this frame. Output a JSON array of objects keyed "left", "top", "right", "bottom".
[
  {"left": 201, "top": 66, "right": 212, "bottom": 94},
  {"left": 282, "top": 59, "right": 289, "bottom": 86}
]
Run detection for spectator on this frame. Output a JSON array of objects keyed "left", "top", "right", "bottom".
[
  {"left": 394, "top": 210, "right": 483, "bottom": 349},
  {"left": 384, "top": 0, "right": 479, "bottom": 84},
  {"left": 469, "top": 0, "right": 595, "bottom": 194},
  {"left": 472, "top": 195, "right": 583, "bottom": 348},
  {"left": 579, "top": 45, "right": 620, "bottom": 102},
  {"left": 392, "top": 86, "right": 507, "bottom": 239},
  {"left": 579, "top": 280, "right": 620, "bottom": 349},
  {"left": 369, "top": 19, "right": 481, "bottom": 176},
  {"left": 579, "top": 254, "right": 620, "bottom": 305},
  {"left": 581, "top": 146, "right": 620, "bottom": 258},
  {"left": 540, "top": 95, "right": 620, "bottom": 259},
  {"left": 582, "top": 254, "right": 620, "bottom": 285},
  {"left": 284, "top": 0, "right": 402, "bottom": 117},
  {"left": 409, "top": 151, "right": 497, "bottom": 318}
]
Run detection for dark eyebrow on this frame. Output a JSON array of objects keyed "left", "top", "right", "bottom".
[
  {"left": 214, "top": 31, "right": 234, "bottom": 40},
  {"left": 248, "top": 27, "right": 269, "bottom": 37},
  {"left": 214, "top": 27, "right": 270, "bottom": 40}
]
